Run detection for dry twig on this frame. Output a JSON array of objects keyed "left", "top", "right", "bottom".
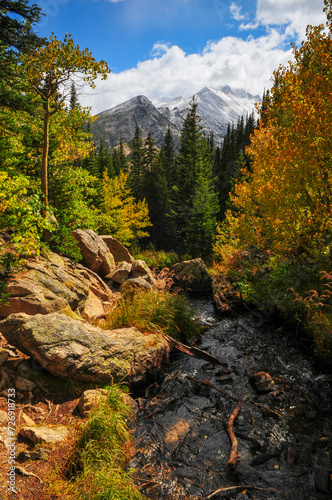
[
  {"left": 207, "top": 485, "right": 278, "bottom": 498},
  {"left": 227, "top": 402, "right": 242, "bottom": 467}
]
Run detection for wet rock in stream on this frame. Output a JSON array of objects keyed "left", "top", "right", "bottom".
[{"left": 130, "top": 300, "right": 332, "bottom": 499}]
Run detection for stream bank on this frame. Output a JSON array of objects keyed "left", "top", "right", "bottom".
[{"left": 130, "top": 300, "right": 332, "bottom": 499}]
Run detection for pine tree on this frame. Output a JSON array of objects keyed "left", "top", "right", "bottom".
[
  {"left": 185, "top": 138, "right": 218, "bottom": 259},
  {"left": 112, "top": 138, "right": 128, "bottom": 175},
  {"left": 216, "top": 114, "right": 257, "bottom": 220},
  {"left": 143, "top": 132, "right": 158, "bottom": 173},
  {"left": 0, "top": 0, "right": 44, "bottom": 110},
  {"left": 129, "top": 126, "right": 144, "bottom": 200},
  {"left": 160, "top": 126, "right": 177, "bottom": 187},
  {"left": 177, "top": 97, "right": 203, "bottom": 205},
  {"left": 139, "top": 133, "right": 174, "bottom": 249},
  {"left": 97, "top": 135, "right": 114, "bottom": 178},
  {"left": 69, "top": 82, "right": 79, "bottom": 110}
]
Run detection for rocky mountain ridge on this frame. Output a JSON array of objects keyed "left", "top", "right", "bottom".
[{"left": 91, "top": 86, "right": 261, "bottom": 148}]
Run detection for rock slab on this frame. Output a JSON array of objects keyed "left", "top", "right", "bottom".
[
  {"left": 19, "top": 426, "right": 69, "bottom": 445},
  {"left": 71, "top": 229, "right": 115, "bottom": 277},
  {"left": 100, "top": 235, "right": 134, "bottom": 263},
  {"left": 0, "top": 252, "right": 115, "bottom": 321},
  {"left": 0, "top": 312, "right": 170, "bottom": 384}
]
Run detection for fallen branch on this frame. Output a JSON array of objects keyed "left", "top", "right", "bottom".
[
  {"left": 32, "top": 377, "right": 50, "bottom": 394},
  {"left": 227, "top": 402, "right": 242, "bottom": 467},
  {"left": 15, "top": 465, "right": 42, "bottom": 483},
  {"left": 186, "top": 376, "right": 284, "bottom": 419},
  {"left": 162, "top": 334, "right": 227, "bottom": 366},
  {"left": 207, "top": 485, "right": 278, "bottom": 498}
]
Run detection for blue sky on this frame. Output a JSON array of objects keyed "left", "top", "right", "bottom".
[{"left": 32, "top": 0, "right": 326, "bottom": 113}]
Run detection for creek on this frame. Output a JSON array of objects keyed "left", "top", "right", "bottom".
[{"left": 129, "top": 299, "right": 332, "bottom": 499}]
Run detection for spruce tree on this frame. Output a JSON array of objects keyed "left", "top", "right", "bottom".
[
  {"left": 69, "top": 82, "right": 79, "bottom": 110},
  {"left": 160, "top": 126, "right": 177, "bottom": 187},
  {"left": 216, "top": 113, "right": 257, "bottom": 220},
  {"left": 184, "top": 134, "right": 218, "bottom": 259},
  {"left": 112, "top": 138, "right": 128, "bottom": 175},
  {"left": 0, "top": 0, "right": 45, "bottom": 110},
  {"left": 143, "top": 131, "right": 158, "bottom": 173},
  {"left": 130, "top": 126, "right": 144, "bottom": 200},
  {"left": 97, "top": 135, "right": 114, "bottom": 178},
  {"left": 143, "top": 154, "right": 173, "bottom": 249},
  {"left": 174, "top": 98, "right": 205, "bottom": 251},
  {"left": 177, "top": 97, "right": 203, "bottom": 205}
]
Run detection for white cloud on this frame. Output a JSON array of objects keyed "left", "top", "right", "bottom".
[
  {"left": 230, "top": 3, "right": 246, "bottom": 21},
  {"left": 239, "top": 21, "right": 260, "bottom": 31},
  {"left": 81, "top": 31, "right": 293, "bottom": 114},
  {"left": 80, "top": 0, "right": 327, "bottom": 114},
  {"left": 256, "top": 0, "right": 325, "bottom": 40}
]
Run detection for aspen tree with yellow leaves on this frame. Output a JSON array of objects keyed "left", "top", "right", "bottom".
[{"left": 23, "top": 34, "right": 110, "bottom": 213}]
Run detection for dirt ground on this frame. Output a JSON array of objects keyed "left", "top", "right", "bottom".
[{"left": 0, "top": 333, "right": 90, "bottom": 500}]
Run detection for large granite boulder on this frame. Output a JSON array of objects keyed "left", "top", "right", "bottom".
[
  {"left": 100, "top": 235, "right": 134, "bottom": 264},
  {"left": 0, "top": 252, "right": 115, "bottom": 321},
  {"left": 131, "top": 260, "right": 156, "bottom": 285},
  {"left": 71, "top": 229, "right": 116, "bottom": 278},
  {"left": 0, "top": 313, "right": 170, "bottom": 384},
  {"left": 169, "top": 258, "right": 213, "bottom": 294}
]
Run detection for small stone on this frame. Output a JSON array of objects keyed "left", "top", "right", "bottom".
[
  {"left": 15, "top": 376, "right": 36, "bottom": 392},
  {"left": 169, "top": 258, "right": 212, "bottom": 294},
  {"left": 249, "top": 372, "right": 277, "bottom": 393},
  {"left": 164, "top": 419, "right": 190, "bottom": 452},
  {"left": 130, "top": 260, "right": 156, "bottom": 284},
  {"left": 126, "top": 277, "right": 152, "bottom": 290},
  {"left": 105, "top": 261, "right": 132, "bottom": 284},
  {"left": 16, "top": 448, "right": 51, "bottom": 462},
  {"left": 19, "top": 425, "right": 69, "bottom": 445},
  {"left": 100, "top": 235, "right": 134, "bottom": 264},
  {"left": 18, "top": 359, "right": 44, "bottom": 379},
  {"left": 77, "top": 389, "right": 107, "bottom": 417},
  {"left": 21, "top": 413, "right": 36, "bottom": 426}
]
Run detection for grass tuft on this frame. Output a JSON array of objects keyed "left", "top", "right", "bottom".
[
  {"left": 99, "top": 287, "right": 202, "bottom": 342},
  {"left": 49, "top": 385, "right": 144, "bottom": 500}
]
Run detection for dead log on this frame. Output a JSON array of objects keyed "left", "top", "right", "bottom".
[
  {"left": 162, "top": 334, "right": 227, "bottom": 366},
  {"left": 227, "top": 402, "right": 242, "bottom": 467}
]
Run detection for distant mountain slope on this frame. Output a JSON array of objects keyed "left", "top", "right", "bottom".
[
  {"left": 91, "top": 86, "right": 260, "bottom": 148},
  {"left": 91, "top": 95, "right": 181, "bottom": 148}
]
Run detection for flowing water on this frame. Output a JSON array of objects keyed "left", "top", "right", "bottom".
[{"left": 130, "top": 300, "right": 332, "bottom": 499}]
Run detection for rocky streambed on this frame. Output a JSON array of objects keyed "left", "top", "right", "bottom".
[{"left": 130, "top": 300, "right": 332, "bottom": 499}]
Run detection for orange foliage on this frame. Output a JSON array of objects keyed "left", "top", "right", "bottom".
[{"left": 224, "top": 8, "right": 332, "bottom": 260}]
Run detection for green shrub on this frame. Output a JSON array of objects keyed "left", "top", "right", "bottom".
[
  {"left": 213, "top": 250, "right": 332, "bottom": 367},
  {"left": 133, "top": 249, "right": 180, "bottom": 270}
]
